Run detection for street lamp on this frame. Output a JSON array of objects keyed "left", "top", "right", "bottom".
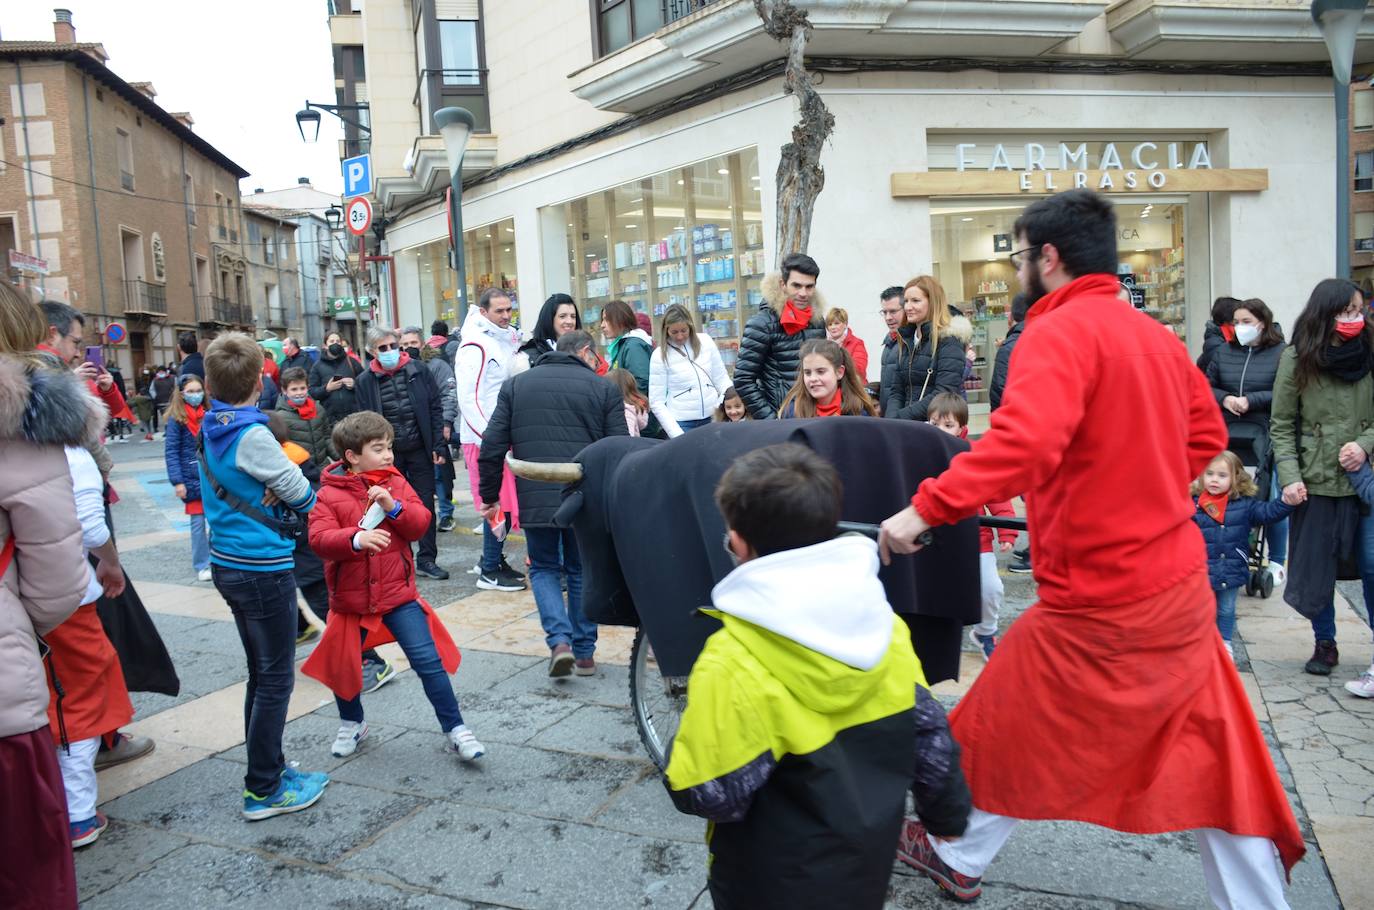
[
  {"left": 434, "top": 106, "right": 476, "bottom": 319},
  {"left": 294, "top": 101, "right": 372, "bottom": 144},
  {"left": 324, "top": 205, "right": 342, "bottom": 232},
  {"left": 1313, "top": 0, "right": 1370, "bottom": 277}
]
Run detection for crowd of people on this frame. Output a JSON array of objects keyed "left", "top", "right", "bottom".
[{"left": 7, "top": 184, "right": 1374, "bottom": 910}]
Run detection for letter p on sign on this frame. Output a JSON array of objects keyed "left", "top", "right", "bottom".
[{"left": 341, "top": 153, "right": 373, "bottom": 197}]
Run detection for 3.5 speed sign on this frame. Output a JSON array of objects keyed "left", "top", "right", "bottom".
[{"left": 346, "top": 196, "right": 373, "bottom": 236}]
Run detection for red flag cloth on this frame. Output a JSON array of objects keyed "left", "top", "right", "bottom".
[
  {"left": 1198, "top": 491, "right": 1228, "bottom": 524},
  {"left": 779, "top": 299, "right": 813, "bottom": 336},
  {"left": 910, "top": 272, "right": 1303, "bottom": 874},
  {"left": 301, "top": 598, "right": 460, "bottom": 701}
]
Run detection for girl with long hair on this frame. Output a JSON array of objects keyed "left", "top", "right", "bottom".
[
  {"left": 163, "top": 374, "right": 210, "bottom": 580},
  {"left": 779, "top": 339, "right": 877, "bottom": 418},
  {"left": 608, "top": 368, "right": 649, "bottom": 437}
]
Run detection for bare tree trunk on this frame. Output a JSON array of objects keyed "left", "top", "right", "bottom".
[{"left": 753, "top": 0, "right": 833, "bottom": 266}]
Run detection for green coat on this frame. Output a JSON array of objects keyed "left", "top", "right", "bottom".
[
  {"left": 273, "top": 397, "right": 336, "bottom": 468},
  {"left": 1270, "top": 346, "right": 1374, "bottom": 497}
]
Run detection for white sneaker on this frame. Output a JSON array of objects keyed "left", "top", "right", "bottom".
[
  {"left": 331, "top": 721, "right": 368, "bottom": 757},
  {"left": 197, "top": 568, "right": 212, "bottom": 582},
  {"left": 1344, "top": 669, "right": 1374, "bottom": 699},
  {"left": 1268, "top": 563, "right": 1287, "bottom": 586},
  {"left": 1223, "top": 640, "right": 1235, "bottom": 661},
  {"left": 447, "top": 724, "right": 485, "bottom": 762}
]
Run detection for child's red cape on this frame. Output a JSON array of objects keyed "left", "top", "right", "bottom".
[{"left": 301, "top": 597, "right": 460, "bottom": 700}]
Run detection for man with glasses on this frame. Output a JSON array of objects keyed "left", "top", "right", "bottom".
[
  {"left": 879, "top": 190, "right": 1302, "bottom": 908},
  {"left": 877, "top": 286, "right": 906, "bottom": 417}
]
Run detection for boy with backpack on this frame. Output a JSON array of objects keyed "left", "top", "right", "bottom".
[{"left": 665, "top": 443, "right": 970, "bottom": 909}]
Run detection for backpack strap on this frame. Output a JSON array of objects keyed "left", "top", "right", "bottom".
[{"left": 196, "top": 432, "right": 304, "bottom": 540}]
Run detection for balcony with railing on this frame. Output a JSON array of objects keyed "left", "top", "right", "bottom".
[
  {"left": 123, "top": 280, "right": 167, "bottom": 317},
  {"left": 267, "top": 307, "right": 289, "bottom": 329},
  {"left": 199, "top": 295, "right": 253, "bottom": 326}
]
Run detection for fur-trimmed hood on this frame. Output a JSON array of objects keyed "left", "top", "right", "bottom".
[
  {"left": 946, "top": 314, "right": 973, "bottom": 345},
  {"left": 0, "top": 355, "right": 107, "bottom": 447},
  {"left": 760, "top": 271, "right": 828, "bottom": 327}
]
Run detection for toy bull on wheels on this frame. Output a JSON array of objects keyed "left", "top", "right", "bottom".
[{"left": 506, "top": 416, "right": 999, "bottom": 768}]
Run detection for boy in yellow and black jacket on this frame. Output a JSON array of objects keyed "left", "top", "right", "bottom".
[{"left": 665, "top": 443, "right": 971, "bottom": 910}]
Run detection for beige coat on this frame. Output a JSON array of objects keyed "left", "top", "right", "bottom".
[{"left": 0, "top": 355, "right": 106, "bottom": 738}]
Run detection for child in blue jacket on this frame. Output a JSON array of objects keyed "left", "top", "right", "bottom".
[
  {"left": 163, "top": 374, "right": 210, "bottom": 581},
  {"left": 1191, "top": 450, "right": 1293, "bottom": 660}
]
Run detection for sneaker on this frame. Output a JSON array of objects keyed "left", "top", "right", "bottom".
[
  {"left": 296, "top": 625, "right": 321, "bottom": 647},
  {"left": 94, "top": 732, "right": 155, "bottom": 771},
  {"left": 70, "top": 812, "right": 109, "bottom": 848},
  {"left": 242, "top": 771, "right": 327, "bottom": 821},
  {"left": 574, "top": 657, "right": 596, "bottom": 677},
  {"left": 1344, "top": 668, "right": 1374, "bottom": 698},
  {"left": 1223, "top": 640, "right": 1235, "bottom": 662},
  {"left": 1304, "top": 639, "right": 1339, "bottom": 676},
  {"left": 438, "top": 515, "right": 456, "bottom": 533},
  {"left": 142, "top": 433, "right": 154, "bottom": 443},
  {"left": 282, "top": 761, "right": 330, "bottom": 788},
  {"left": 331, "top": 721, "right": 368, "bottom": 757},
  {"left": 498, "top": 557, "right": 527, "bottom": 581},
  {"left": 549, "top": 643, "right": 574, "bottom": 678},
  {"left": 447, "top": 724, "right": 485, "bottom": 761},
  {"left": 896, "top": 817, "right": 983, "bottom": 903},
  {"left": 361, "top": 657, "right": 397, "bottom": 694},
  {"left": 968, "top": 629, "right": 995, "bottom": 662},
  {"left": 416, "top": 560, "right": 450, "bottom": 580},
  {"left": 1269, "top": 563, "right": 1287, "bottom": 587},
  {"left": 1008, "top": 553, "right": 1033, "bottom": 575},
  {"left": 477, "top": 571, "right": 525, "bottom": 592},
  {"left": 197, "top": 568, "right": 213, "bottom": 582}
]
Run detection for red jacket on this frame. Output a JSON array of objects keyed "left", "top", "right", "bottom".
[
  {"left": 308, "top": 463, "right": 431, "bottom": 615},
  {"left": 838, "top": 329, "right": 869, "bottom": 379},
  {"left": 913, "top": 273, "right": 1227, "bottom": 607}
]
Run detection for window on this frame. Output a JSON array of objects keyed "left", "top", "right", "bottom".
[
  {"left": 1357, "top": 90, "right": 1374, "bottom": 131},
  {"left": 264, "top": 231, "right": 276, "bottom": 265},
  {"left": 1356, "top": 212, "right": 1374, "bottom": 252},
  {"left": 1357, "top": 151, "right": 1374, "bottom": 192},
  {"left": 116, "top": 128, "right": 134, "bottom": 190},
  {"left": 596, "top": 0, "right": 666, "bottom": 56},
  {"left": 438, "top": 20, "right": 480, "bottom": 85},
  {"left": 184, "top": 173, "right": 196, "bottom": 225},
  {"left": 215, "top": 192, "right": 226, "bottom": 239},
  {"left": 278, "top": 233, "right": 290, "bottom": 264}
]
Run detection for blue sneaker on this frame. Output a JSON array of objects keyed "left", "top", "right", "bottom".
[
  {"left": 969, "top": 629, "right": 996, "bottom": 662},
  {"left": 70, "top": 811, "right": 108, "bottom": 848},
  {"left": 282, "top": 762, "right": 330, "bottom": 788},
  {"left": 242, "top": 771, "right": 326, "bottom": 821}
]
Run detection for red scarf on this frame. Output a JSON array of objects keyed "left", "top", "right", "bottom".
[
  {"left": 814, "top": 387, "right": 843, "bottom": 417},
  {"left": 354, "top": 466, "right": 404, "bottom": 488},
  {"left": 1219, "top": 324, "right": 1236, "bottom": 343},
  {"left": 368, "top": 351, "right": 412, "bottom": 375},
  {"left": 780, "top": 299, "right": 813, "bottom": 336},
  {"left": 184, "top": 404, "right": 205, "bottom": 438},
  {"left": 1198, "top": 491, "right": 1228, "bottom": 523},
  {"left": 287, "top": 395, "right": 318, "bottom": 420}
]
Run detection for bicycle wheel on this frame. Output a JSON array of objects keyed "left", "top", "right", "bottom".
[{"left": 629, "top": 628, "right": 687, "bottom": 770}]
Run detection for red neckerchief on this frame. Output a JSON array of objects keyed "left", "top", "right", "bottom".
[
  {"left": 1198, "top": 491, "right": 1228, "bottom": 523},
  {"left": 368, "top": 351, "right": 412, "bottom": 375},
  {"left": 595, "top": 354, "right": 609, "bottom": 376},
  {"left": 1220, "top": 324, "right": 1236, "bottom": 343},
  {"left": 780, "top": 299, "right": 813, "bottom": 336},
  {"left": 287, "top": 395, "right": 319, "bottom": 420},
  {"left": 354, "top": 466, "right": 404, "bottom": 488},
  {"left": 184, "top": 404, "right": 205, "bottom": 438},
  {"left": 958, "top": 425, "right": 969, "bottom": 440},
  {"left": 815, "top": 387, "right": 843, "bottom": 417}
]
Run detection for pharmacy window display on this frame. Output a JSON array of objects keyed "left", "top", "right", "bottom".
[
  {"left": 548, "top": 149, "right": 766, "bottom": 370},
  {"left": 408, "top": 217, "right": 520, "bottom": 329}
]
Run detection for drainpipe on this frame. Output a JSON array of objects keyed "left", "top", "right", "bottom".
[
  {"left": 14, "top": 62, "right": 45, "bottom": 290},
  {"left": 181, "top": 142, "right": 199, "bottom": 324},
  {"left": 81, "top": 74, "right": 108, "bottom": 317}
]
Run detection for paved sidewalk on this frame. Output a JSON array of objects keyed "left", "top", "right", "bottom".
[{"left": 72, "top": 443, "right": 1365, "bottom": 907}]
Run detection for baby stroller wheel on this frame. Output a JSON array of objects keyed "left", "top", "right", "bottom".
[
  {"left": 1245, "top": 573, "right": 1258, "bottom": 597},
  {"left": 1259, "top": 571, "right": 1274, "bottom": 599}
]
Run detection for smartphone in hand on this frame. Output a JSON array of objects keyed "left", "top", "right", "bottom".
[{"left": 84, "top": 345, "right": 104, "bottom": 369}]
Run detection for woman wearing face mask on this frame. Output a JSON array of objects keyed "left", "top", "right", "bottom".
[
  {"left": 648, "top": 304, "right": 730, "bottom": 437},
  {"left": 1271, "top": 279, "right": 1374, "bottom": 684},
  {"left": 1206, "top": 298, "right": 1289, "bottom": 576},
  {"left": 885, "top": 275, "right": 968, "bottom": 420},
  {"left": 310, "top": 331, "right": 364, "bottom": 422}
]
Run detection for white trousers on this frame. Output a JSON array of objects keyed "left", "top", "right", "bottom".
[
  {"left": 975, "top": 552, "right": 1002, "bottom": 637},
  {"left": 56, "top": 736, "right": 100, "bottom": 822},
  {"left": 930, "top": 809, "right": 1290, "bottom": 910}
]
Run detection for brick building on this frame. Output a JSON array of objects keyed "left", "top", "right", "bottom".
[
  {"left": 1352, "top": 79, "right": 1374, "bottom": 289},
  {"left": 0, "top": 10, "right": 252, "bottom": 375}
]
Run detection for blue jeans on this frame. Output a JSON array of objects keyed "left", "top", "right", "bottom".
[
  {"left": 525, "top": 526, "right": 596, "bottom": 657},
  {"left": 435, "top": 465, "right": 454, "bottom": 521},
  {"left": 481, "top": 521, "right": 504, "bottom": 573},
  {"left": 189, "top": 512, "right": 210, "bottom": 572},
  {"left": 336, "top": 601, "right": 463, "bottom": 732},
  {"left": 678, "top": 417, "right": 712, "bottom": 432},
  {"left": 1308, "top": 508, "right": 1374, "bottom": 643},
  {"left": 212, "top": 566, "right": 297, "bottom": 796},
  {"left": 1215, "top": 587, "right": 1239, "bottom": 642},
  {"left": 1268, "top": 465, "right": 1288, "bottom": 565}
]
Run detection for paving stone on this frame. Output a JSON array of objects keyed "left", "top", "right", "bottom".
[
  {"left": 100, "top": 756, "right": 423, "bottom": 866},
  {"left": 354, "top": 671, "right": 582, "bottom": 744},
  {"left": 491, "top": 653, "right": 632, "bottom": 708},
  {"left": 526, "top": 703, "right": 646, "bottom": 760},
  {"left": 328, "top": 729, "right": 645, "bottom": 820},
  {"left": 72, "top": 821, "right": 189, "bottom": 903},
  {"left": 217, "top": 710, "right": 410, "bottom": 773},
  {"left": 592, "top": 768, "right": 707, "bottom": 844},
  {"left": 83, "top": 843, "right": 480, "bottom": 909},
  {"left": 887, "top": 873, "right": 1122, "bottom": 909},
  {"left": 340, "top": 801, "right": 707, "bottom": 909},
  {"left": 130, "top": 648, "right": 252, "bottom": 718}
]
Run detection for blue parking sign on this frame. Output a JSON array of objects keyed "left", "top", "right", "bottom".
[{"left": 342, "top": 154, "right": 373, "bottom": 197}]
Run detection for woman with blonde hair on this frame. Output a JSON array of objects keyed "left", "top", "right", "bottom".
[
  {"left": 648, "top": 303, "right": 730, "bottom": 436},
  {"left": 886, "top": 275, "right": 967, "bottom": 420}
]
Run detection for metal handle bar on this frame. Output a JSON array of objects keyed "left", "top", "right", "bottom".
[{"left": 837, "top": 515, "right": 1028, "bottom": 545}]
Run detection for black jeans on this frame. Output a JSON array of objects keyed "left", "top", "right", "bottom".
[
  {"left": 212, "top": 566, "right": 297, "bottom": 797},
  {"left": 394, "top": 445, "right": 438, "bottom": 563}
]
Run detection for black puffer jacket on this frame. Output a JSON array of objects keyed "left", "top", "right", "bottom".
[
  {"left": 1195, "top": 321, "right": 1227, "bottom": 373},
  {"left": 477, "top": 351, "right": 629, "bottom": 527},
  {"left": 885, "top": 320, "right": 968, "bottom": 421},
  {"left": 1206, "top": 340, "right": 1287, "bottom": 433},
  {"left": 354, "top": 360, "right": 446, "bottom": 458},
  {"left": 878, "top": 330, "right": 902, "bottom": 418},
  {"left": 733, "top": 275, "right": 827, "bottom": 419},
  {"left": 309, "top": 351, "right": 364, "bottom": 421},
  {"left": 989, "top": 320, "right": 1024, "bottom": 411}
]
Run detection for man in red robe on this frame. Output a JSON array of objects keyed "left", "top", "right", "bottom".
[{"left": 879, "top": 190, "right": 1303, "bottom": 909}]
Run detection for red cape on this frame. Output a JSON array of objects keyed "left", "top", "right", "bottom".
[
  {"left": 912, "top": 273, "right": 1304, "bottom": 873},
  {"left": 301, "top": 597, "right": 460, "bottom": 701}
]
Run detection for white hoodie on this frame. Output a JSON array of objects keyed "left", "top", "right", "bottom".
[
  {"left": 455, "top": 306, "right": 522, "bottom": 445},
  {"left": 648, "top": 332, "right": 731, "bottom": 437},
  {"left": 710, "top": 535, "right": 894, "bottom": 671}
]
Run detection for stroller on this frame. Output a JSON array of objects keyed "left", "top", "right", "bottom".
[{"left": 1227, "top": 422, "right": 1279, "bottom": 599}]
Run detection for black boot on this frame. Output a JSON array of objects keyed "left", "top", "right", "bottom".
[{"left": 1304, "top": 639, "right": 1339, "bottom": 676}]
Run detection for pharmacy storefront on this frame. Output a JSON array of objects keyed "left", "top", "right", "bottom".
[{"left": 384, "top": 71, "right": 1332, "bottom": 393}]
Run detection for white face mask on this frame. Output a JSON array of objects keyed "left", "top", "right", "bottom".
[{"left": 1234, "top": 323, "right": 1261, "bottom": 347}]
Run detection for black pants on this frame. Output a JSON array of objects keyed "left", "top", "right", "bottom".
[{"left": 394, "top": 445, "right": 438, "bottom": 563}]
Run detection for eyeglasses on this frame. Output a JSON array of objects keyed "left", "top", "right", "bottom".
[
  {"left": 878, "top": 308, "right": 903, "bottom": 317},
  {"left": 63, "top": 333, "right": 83, "bottom": 346},
  {"left": 375, "top": 342, "right": 398, "bottom": 352},
  {"left": 1008, "top": 246, "right": 1037, "bottom": 269}
]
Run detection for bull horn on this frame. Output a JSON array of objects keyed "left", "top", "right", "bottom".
[{"left": 505, "top": 452, "right": 584, "bottom": 483}]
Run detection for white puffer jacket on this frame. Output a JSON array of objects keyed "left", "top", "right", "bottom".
[
  {"left": 455, "top": 306, "right": 523, "bottom": 445},
  {"left": 648, "top": 333, "right": 731, "bottom": 437}
]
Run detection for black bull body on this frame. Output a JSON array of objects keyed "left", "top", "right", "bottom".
[{"left": 540, "top": 417, "right": 982, "bottom": 683}]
